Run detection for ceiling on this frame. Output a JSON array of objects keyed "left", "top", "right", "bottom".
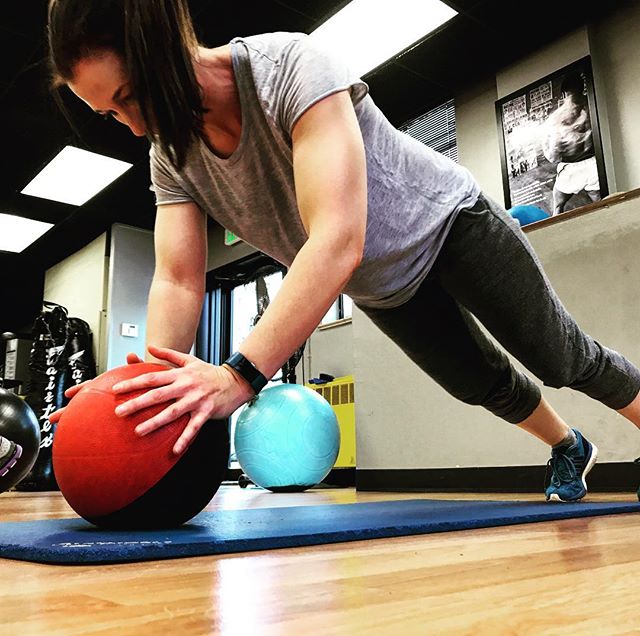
[{"left": 0, "top": 0, "right": 630, "bottom": 331}]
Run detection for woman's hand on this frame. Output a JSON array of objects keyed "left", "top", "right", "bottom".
[
  {"left": 49, "top": 352, "right": 145, "bottom": 424},
  {"left": 112, "top": 344, "right": 255, "bottom": 455}
]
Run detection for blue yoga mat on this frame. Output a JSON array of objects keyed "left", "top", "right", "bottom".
[{"left": 1, "top": 498, "right": 639, "bottom": 565}]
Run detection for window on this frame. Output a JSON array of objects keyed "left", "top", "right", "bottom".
[
  {"left": 227, "top": 271, "right": 285, "bottom": 468},
  {"left": 398, "top": 98, "right": 458, "bottom": 162},
  {"left": 230, "top": 273, "right": 284, "bottom": 354},
  {"left": 196, "top": 253, "right": 286, "bottom": 470},
  {"left": 321, "top": 294, "right": 353, "bottom": 325}
]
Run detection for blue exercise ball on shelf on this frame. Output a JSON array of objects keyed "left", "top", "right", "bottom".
[
  {"left": 234, "top": 384, "right": 340, "bottom": 492},
  {"left": 508, "top": 204, "right": 550, "bottom": 227}
]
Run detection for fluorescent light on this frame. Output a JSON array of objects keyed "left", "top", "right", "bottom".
[
  {"left": 310, "top": 0, "right": 457, "bottom": 77},
  {"left": 0, "top": 214, "right": 53, "bottom": 253},
  {"left": 21, "top": 146, "right": 132, "bottom": 206}
]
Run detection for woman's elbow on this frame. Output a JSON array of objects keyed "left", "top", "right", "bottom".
[{"left": 342, "top": 233, "right": 365, "bottom": 274}]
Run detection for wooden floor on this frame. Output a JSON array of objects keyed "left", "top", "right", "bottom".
[{"left": 2, "top": 486, "right": 640, "bottom": 635}]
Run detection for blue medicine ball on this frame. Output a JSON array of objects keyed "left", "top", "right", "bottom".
[
  {"left": 234, "top": 384, "right": 340, "bottom": 492},
  {"left": 509, "top": 204, "right": 550, "bottom": 227}
]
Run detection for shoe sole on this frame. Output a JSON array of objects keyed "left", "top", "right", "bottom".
[
  {"left": 547, "top": 442, "right": 599, "bottom": 503},
  {"left": 0, "top": 445, "right": 23, "bottom": 478}
]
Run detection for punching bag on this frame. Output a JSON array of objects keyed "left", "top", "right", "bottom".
[
  {"left": 17, "top": 302, "right": 70, "bottom": 491},
  {"left": 65, "top": 317, "right": 97, "bottom": 389}
]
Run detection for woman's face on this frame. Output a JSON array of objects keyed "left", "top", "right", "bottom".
[{"left": 67, "top": 49, "right": 146, "bottom": 137}]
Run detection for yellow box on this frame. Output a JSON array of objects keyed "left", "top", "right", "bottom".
[{"left": 306, "top": 375, "right": 356, "bottom": 468}]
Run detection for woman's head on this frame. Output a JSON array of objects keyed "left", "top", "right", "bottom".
[{"left": 48, "top": 0, "right": 206, "bottom": 169}]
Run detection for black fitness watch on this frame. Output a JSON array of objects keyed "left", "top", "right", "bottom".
[{"left": 223, "top": 352, "right": 268, "bottom": 394}]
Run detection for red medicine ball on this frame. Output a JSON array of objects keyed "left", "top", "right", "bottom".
[{"left": 53, "top": 363, "right": 229, "bottom": 529}]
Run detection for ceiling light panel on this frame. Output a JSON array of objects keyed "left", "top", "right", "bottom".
[
  {"left": 21, "top": 146, "right": 132, "bottom": 206},
  {"left": 0, "top": 214, "right": 53, "bottom": 253},
  {"left": 311, "top": 0, "right": 457, "bottom": 77}
]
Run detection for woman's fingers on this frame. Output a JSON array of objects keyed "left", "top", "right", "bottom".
[
  {"left": 64, "top": 380, "right": 91, "bottom": 398},
  {"left": 173, "top": 411, "right": 210, "bottom": 455},
  {"left": 132, "top": 393, "right": 202, "bottom": 436},
  {"left": 147, "top": 344, "right": 195, "bottom": 368},
  {"left": 126, "top": 352, "right": 144, "bottom": 365},
  {"left": 112, "top": 368, "right": 176, "bottom": 394},
  {"left": 49, "top": 406, "right": 66, "bottom": 424},
  {"left": 115, "top": 383, "right": 180, "bottom": 417}
]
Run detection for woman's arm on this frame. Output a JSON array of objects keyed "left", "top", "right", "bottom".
[
  {"left": 234, "top": 89, "right": 367, "bottom": 379},
  {"left": 146, "top": 201, "right": 208, "bottom": 360}
]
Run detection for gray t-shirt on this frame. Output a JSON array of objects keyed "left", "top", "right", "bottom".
[{"left": 150, "top": 32, "right": 480, "bottom": 308}]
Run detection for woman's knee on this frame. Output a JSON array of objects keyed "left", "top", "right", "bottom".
[
  {"left": 475, "top": 368, "right": 541, "bottom": 424},
  {"left": 539, "top": 365, "right": 580, "bottom": 390},
  {"left": 444, "top": 367, "right": 540, "bottom": 424},
  {"left": 536, "top": 345, "right": 603, "bottom": 390}
]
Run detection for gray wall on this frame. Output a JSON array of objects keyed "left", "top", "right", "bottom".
[
  {"left": 105, "top": 224, "right": 155, "bottom": 369},
  {"left": 355, "top": 3, "right": 640, "bottom": 470},
  {"left": 42, "top": 224, "right": 156, "bottom": 374}
]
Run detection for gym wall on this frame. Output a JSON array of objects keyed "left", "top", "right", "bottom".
[
  {"left": 355, "top": 2, "right": 640, "bottom": 473},
  {"left": 588, "top": 3, "right": 640, "bottom": 194},
  {"left": 104, "top": 224, "right": 155, "bottom": 371}
]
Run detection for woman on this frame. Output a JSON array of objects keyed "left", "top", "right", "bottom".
[{"left": 48, "top": 0, "right": 640, "bottom": 502}]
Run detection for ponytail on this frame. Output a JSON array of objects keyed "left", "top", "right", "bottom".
[
  {"left": 48, "top": 0, "right": 205, "bottom": 170},
  {"left": 123, "top": 0, "right": 205, "bottom": 169}
]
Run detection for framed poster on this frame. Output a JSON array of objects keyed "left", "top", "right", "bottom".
[{"left": 496, "top": 57, "right": 608, "bottom": 219}]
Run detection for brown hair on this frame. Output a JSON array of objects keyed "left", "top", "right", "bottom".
[{"left": 47, "top": 0, "right": 206, "bottom": 170}]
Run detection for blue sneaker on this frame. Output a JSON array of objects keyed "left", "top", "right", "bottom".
[
  {"left": 545, "top": 429, "right": 598, "bottom": 502},
  {"left": 0, "top": 436, "right": 22, "bottom": 478}
]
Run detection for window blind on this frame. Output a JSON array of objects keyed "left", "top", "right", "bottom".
[{"left": 398, "top": 98, "right": 458, "bottom": 162}]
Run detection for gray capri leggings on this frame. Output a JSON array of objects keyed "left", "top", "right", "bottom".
[{"left": 360, "top": 194, "right": 640, "bottom": 424}]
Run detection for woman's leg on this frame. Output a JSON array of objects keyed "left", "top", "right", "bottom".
[
  {"left": 364, "top": 280, "right": 576, "bottom": 447},
  {"left": 617, "top": 394, "right": 640, "bottom": 428},
  {"left": 429, "top": 193, "right": 640, "bottom": 500},
  {"left": 362, "top": 194, "right": 639, "bottom": 499},
  {"left": 361, "top": 277, "right": 592, "bottom": 500},
  {"left": 517, "top": 396, "right": 572, "bottom": 446},
  {"left": 432, "top": 194, "right": 640, "bottom": 425},
  {"left": 360, "top": 276, "right": 543, "bottom": 427}
]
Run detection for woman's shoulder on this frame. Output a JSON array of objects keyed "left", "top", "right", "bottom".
[
  {"left": 230, "top": 31, "right": 308, "bottom": 63},
  {"left": 149, "top": 143, "right": 173, "bottom": 170}
]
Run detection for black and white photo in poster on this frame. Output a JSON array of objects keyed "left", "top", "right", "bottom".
[{"left": 496, "top": 57, "right": 608, "bottom": 217}]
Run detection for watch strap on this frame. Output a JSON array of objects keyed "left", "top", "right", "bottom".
[{"left": 224, "top": 352, "right": 268, "bottom": 394}]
